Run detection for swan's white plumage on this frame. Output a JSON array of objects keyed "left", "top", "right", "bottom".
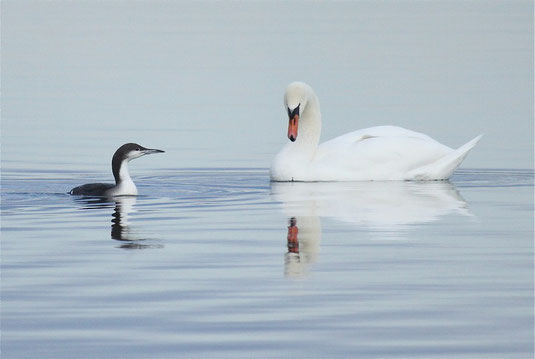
[{"left": 270, "top": 82, "right": 482, "bottom": 181}]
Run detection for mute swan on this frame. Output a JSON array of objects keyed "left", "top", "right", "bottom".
[{"left": 270, "top": 82, "right": 482, "bottom": 181}]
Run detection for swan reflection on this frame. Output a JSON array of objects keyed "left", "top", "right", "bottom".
[
  {"left": 285, "top": 216, "right": 321, "bottom": 278},
  {"left": 272, "top": 181, "right": 471, "bottom": 277},
  {"left": 74, "top": 196, "right": 161, "bottom": 249}
]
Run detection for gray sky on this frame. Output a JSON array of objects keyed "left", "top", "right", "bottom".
[{"left": 2, "top": 0, "right": 533, "bottom": 170}]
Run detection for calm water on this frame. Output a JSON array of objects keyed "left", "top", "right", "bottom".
[
  {"left": 1, "top": 167, "right": 533, "bottom": 358},
  {"left": 2, "top": 1, "right": 533, "bottom": 358}
]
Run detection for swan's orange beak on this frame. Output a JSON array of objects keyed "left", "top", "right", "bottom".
[{"left": 288, "top": 115, "right": 299, "bottom": 142}]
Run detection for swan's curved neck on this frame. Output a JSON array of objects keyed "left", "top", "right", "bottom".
[{"left": 294, "top": 90, "right": 321, "bottom": 152}]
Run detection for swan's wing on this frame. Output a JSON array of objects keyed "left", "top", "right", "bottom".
[
  {"left": 319, "top": 125, "right": 437, "bottom": 147},
  {"left": 314, "top": 126, "right": 454, "bottom": 180},
  {"left": 407, "top": 134, "right": 483, "bottom": 180}
]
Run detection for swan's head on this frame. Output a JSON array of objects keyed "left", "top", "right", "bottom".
[{"left": 284, "top": 82, "right": 312, "bottom": 142}]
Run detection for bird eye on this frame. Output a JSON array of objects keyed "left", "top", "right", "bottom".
[{"left": 135, "top": 148, "right": 140, "bottom": 151}]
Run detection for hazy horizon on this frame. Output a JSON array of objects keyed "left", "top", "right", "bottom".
[{"left": 2, "top": 1, "right": 533, "bottom": 171}]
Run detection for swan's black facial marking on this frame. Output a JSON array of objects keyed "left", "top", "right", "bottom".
[{"left": 287, "top": 103, "right": 300, "bottom": 119}]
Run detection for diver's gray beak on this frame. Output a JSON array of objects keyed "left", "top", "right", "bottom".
[{"left": 143, "top": 149, "right": 165, "bottom": 155}]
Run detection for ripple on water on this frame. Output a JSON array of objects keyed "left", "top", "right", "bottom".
[
  {"left": 452, "top": 168, "right": 534, "bottom": 188},
  {"left": 1, "top": 167, "right": 533, "bottom": 358},
  {"left": 1, "top": 168, "right": 532, "bottom": 215}
]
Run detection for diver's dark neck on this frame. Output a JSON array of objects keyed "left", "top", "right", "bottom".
[
  {"left": 109, "top": 153, "right": 137, "bottom": 196},
  {"left": 112, "top": 153, "right": 129, "bottom": 185}
]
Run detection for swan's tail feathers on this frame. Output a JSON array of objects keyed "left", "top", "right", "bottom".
[{"left": 409, "top": 135, "right": 483, "bottom": 180}]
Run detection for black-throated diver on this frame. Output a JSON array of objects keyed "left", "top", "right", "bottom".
[{"left": 69, "top": 143, "right": 164, "bottom": 197}]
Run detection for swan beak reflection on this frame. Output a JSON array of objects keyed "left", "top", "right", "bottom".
[
  {"left": 288, "top": 115, "right": 299, "bottom": 142},
  {"left": 287, "top": 217, "right": 299, "bottom": 254}
]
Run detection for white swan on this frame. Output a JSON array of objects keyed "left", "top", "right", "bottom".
[{"left": 270, "top": 82, "right": 482, "bottom": 181}]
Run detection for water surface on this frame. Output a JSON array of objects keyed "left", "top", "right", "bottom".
[
  {"left": 2, "top": 1, "right": 533, "bottom": 358},
  {"left": 1, "top": 168, "right": 533, "bottom": 358}
]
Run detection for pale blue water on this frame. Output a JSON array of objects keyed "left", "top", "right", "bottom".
[
  {"left": 1, "top": 167, "right": 533, "bottom": 358},
  {"left": 2, "top": 1, "right": 533, "bottom": 358}
]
